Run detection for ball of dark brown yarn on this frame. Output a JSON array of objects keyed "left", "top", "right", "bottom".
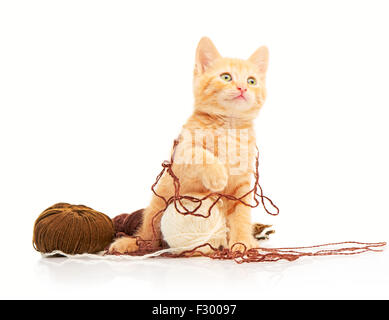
[
  {"left": 112, "top": 209, "right": 144, "bottom": 236},
  {"left": 33, "top": 203, "right": 115, "bottom": 254}
]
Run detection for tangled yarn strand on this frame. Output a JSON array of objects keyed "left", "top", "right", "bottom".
[{"left": 115, "top": 139, "right": 386, "bottom": 263}]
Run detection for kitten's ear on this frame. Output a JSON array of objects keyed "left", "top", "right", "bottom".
[
  {"left": 195, "top": 37, "right": 221, "bottom": 74},
  {"left": 249, "top": 46, "right": 269, "bottom": 75}
]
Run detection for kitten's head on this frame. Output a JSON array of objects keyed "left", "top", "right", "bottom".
[{"left": 193, "top": 37, "right": 269, "bottom": 121}]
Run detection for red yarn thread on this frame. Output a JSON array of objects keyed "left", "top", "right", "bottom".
[
  {"left": 108, "top": 139, "right": 386, "bottom": 263},
  {"left": 149, "top": 139, "right": 279, "bottom": 238}
]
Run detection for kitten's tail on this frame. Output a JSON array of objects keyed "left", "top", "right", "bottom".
[{"left": 252, "top": 223, "right": 275, "bottom": 241}]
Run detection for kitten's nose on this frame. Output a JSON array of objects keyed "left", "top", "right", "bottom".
[{"left": 237, "top": 87, "right": 247, "bottom": 92}]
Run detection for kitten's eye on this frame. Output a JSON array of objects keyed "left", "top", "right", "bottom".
[
  {"left": 247, "top": 77, "right": 257, "bottom": 86},
  {"left": 220, "top": 73, "right": 232, "bottom": 82}
]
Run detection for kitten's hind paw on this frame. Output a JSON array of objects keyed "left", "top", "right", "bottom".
[{"left": 252, "top": 223, "right": 275, "bottom": 241}]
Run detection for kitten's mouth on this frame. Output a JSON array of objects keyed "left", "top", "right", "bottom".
[{"left": 233, "top": 94, "right": 246, "bottom": 101}]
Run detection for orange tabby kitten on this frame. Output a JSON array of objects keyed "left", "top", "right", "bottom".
[{"left": 109, "top": 37, "right": 269, "bottom": 254}]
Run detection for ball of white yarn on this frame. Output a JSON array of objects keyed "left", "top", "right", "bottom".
[{"left": 160, "top": 195, "right": 228, "bottom": 254}]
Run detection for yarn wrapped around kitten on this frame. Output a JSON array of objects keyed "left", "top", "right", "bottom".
[{"left": 33, "top": 203, "right": 115, "bottom": 255}]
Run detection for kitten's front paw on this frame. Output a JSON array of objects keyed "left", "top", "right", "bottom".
[
  {"left": 202, "top": 163, "right": 228, "bottom": 192},
  {"left": 108, "top": 237, "right": 139, "bottom": 254}
]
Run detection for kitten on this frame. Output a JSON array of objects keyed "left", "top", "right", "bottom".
[{"left": 109, "top": 37, "right": 270, "bottom": 254}]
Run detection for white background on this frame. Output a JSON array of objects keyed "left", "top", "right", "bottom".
[{"left": 0, "top": 0, "right": 388, "bottom": 299}]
